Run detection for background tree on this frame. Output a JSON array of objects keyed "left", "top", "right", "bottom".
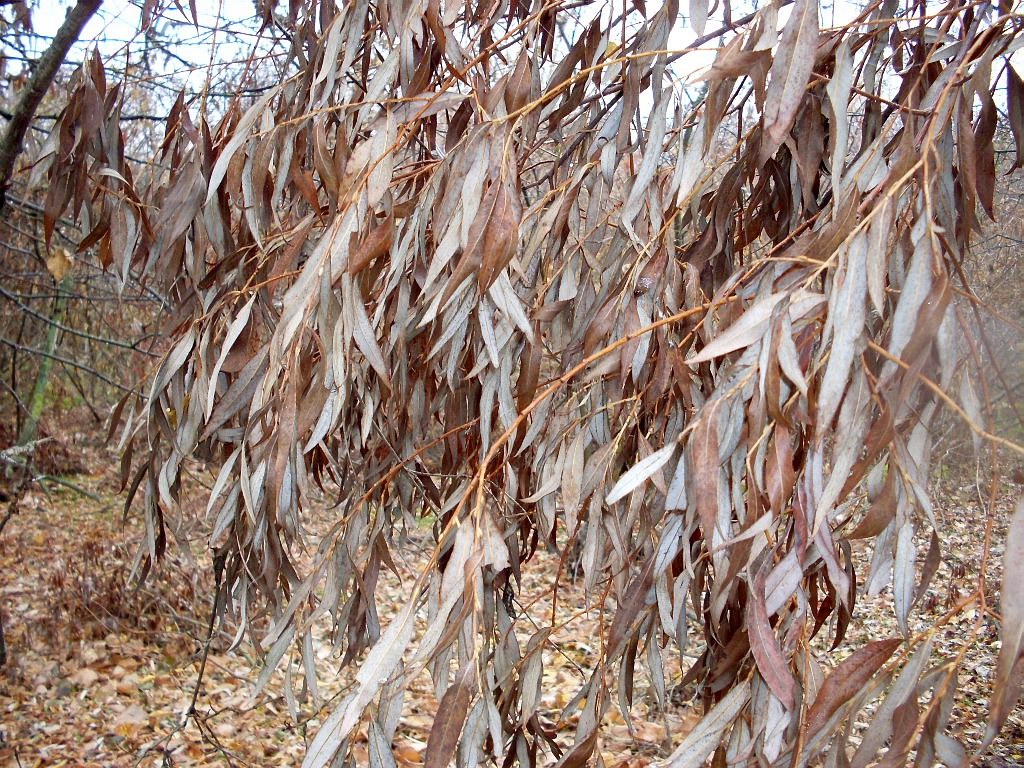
[
  {"left": 0, "top": 0, "right": 282, "bottom": 447},
  {"left": 5, "top": 0, "right": 1024, "bottom": 766}
]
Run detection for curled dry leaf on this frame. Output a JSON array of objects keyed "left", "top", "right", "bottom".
[{"left": 45, "top": 247, "right": 73, "bottom": 282}]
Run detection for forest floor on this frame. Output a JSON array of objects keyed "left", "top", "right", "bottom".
[{"left": 0, "top": 431, "right": 1022, "bottom": 768}]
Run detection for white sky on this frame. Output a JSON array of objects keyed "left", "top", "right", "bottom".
[
  {"left": 23, "top": 0, "right": 777, "bottom": 85},
  {"left": 13, "top": 1, "right": 1018, "bottom": 116},
  {"left": 21, "top": 0, "right": 266, "bottom": 97}
]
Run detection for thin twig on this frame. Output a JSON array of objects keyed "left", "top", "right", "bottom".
[
  {"left": 0, "top": 285, "right": 159, "bottom": 355},
  {"left": 185, "top": 554, "right": 226, "bottom": 725},
  {"left": 0, "top": 334, "right": 137, "bottom": 393}
]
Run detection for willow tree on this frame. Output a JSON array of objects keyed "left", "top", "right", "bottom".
[{"left": 34, "top": 0, "right": 1024, "bottom": 765}]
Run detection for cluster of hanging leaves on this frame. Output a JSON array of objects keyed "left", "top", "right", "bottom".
[{"left": 32, "top": 0, "right": 1024, "bottom": 765}]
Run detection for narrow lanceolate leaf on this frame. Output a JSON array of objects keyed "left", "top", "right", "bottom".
[
  {"left": 826, "top": 38, "right": 853, "bottom": 188},
  {"left": 893, "top": 520, "right": 915, "bottom": 637},
  {"left": 689, "top": 405, "right": 723, "bottom": 543},
  {"left": 761, "top": 0, "right": 819, "bottom": 162},
  {"left": 852, "top": 637, "right": 933, "bottom": 768},
  {"left": 1007, "top": 65, "right": 1024, "bottom": 169},
  {"left": 980, "top": 498, "right": 1024, "bottom": 751},
  {"left": 661, "top": 682, "right": 750, "bottom": 768},
  {"left": 805, "top": 638, "right": 901, "bottom": 738},
  {"left": 424, "top": 664, "right": 477, "bottom": 768},
  {"left": 150, "top": 327, "right": 196, "bottom": 398},
  {"left": 351, "top": 285, "right": 391, "bottom": 386},
  {"left": 504, "top": 51, "right": 533, "bottom": 113},
  {"left": 689, "top": 0, "right": 708, "bottom": 36},
  {"left": 606, "top": 558, "right": 656, "bottom": 661},
  {"left": 665, "top": 455, "right": 687, "bottom": 511},
  {"left": 888, "top": 228, "right": 934, "bottom": 363},
  {"left": 765, "top": 551, "right": 802, "bottom": 617},
  {"left": 207, "top": 295, "right": 256, "bottom": 419},
  {"left": 689, "top": 290, "right": 824, "bottom": 365},
  {"left": 687, "top": 293, "right": 785, "bottom": 364},
  {"left": 607, "top": 443, "right": 676, "bottom": 504},
  {"left": 765, "top": 424, "right": 796, "bottom": 516},
  {"left": 367, "top": 720, "right": 399, "bottom": 768},
  {"left": 749, "top": 563, "right": 796, "bottom": 709},
  {"left": 347, "top": 216, "right": 394, "bottom": 275},
  {"left": 204, "top": 91, "right": 275, "bottom": 204},
  {"left": 302, "top": 599, "right": 418, "bottom": 768},
  {"left": 621, "top": 94, "right": 671, "bottom": 234},
  {"left": 818, "top": 231, "right": 867, "bottom": 430}
]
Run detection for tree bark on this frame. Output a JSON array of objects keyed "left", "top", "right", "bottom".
[
  {"left": 0, "top": 0, "right": 103, "bottom": 215},
  {"left": 17, "top": 274, "right": 71, "bottom": 446}
]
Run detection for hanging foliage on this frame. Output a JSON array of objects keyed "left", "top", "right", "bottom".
[{"left": 32, "top": 0, "right": 1024, "bottom": 765}]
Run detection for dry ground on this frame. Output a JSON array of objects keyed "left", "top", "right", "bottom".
[{"left": 0, "top": 441, "right": 1021, "bottom": 767}]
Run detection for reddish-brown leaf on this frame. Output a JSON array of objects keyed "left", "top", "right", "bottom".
[
  {"left": 805, "top": 638, "right": 901, "bottom": 737},
  {"left": 974, "top": 93, "right": 997, "bottom": 218},
  {"left": 690, "top": 404, "right": 723, "bottom": 543},
  {"left": 748, "top": 561, "right": 796, "bottom": 709},
  {"left": 504, "top": 51, "right": 533, "bottom": 113},
  {"left": 766, "top": 424, "right": 796, "bottom": 516},
  {"left": 849, "top": 471, "right": 896, "bottom": 537},
  {"left": 477, "top": 167, "right": 522, "bottom": 291},
  {"left": 347, "top": 215, "right": 394, "bottom": 275},
  {"left": 424, "top": 664, "right": 477, "bottom": 768}
]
